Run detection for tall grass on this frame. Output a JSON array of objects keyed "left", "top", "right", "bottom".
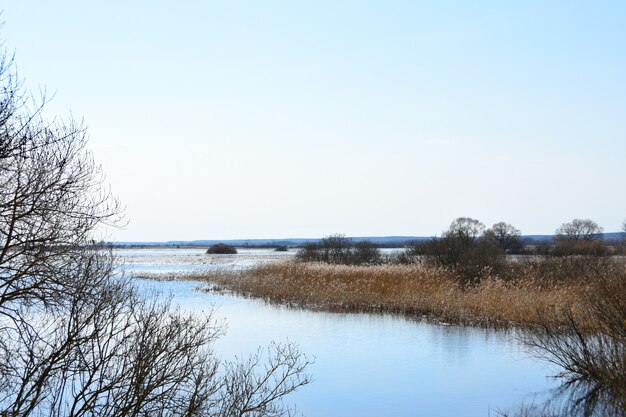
[{"left": 187, "top": 259, "right": 610, "bottom": 328}]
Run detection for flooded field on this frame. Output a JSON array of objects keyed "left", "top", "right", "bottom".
[{"left": 118, "top": 248, "right": 560, "bottom": 417}]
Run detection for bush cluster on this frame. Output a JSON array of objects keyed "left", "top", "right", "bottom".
[
  {"left": 406, "top": 218, "right": 507, "bottom": 285},
  {"left": 207, "top": 243, "right": 238, "bottom": 254},
  {"left": 552, "top": 239, "right": 609, "bottom": 257},
  {"left": 296, "top": 217, "right": 621, "bottom": 286},
  {"left": 296, "top": 235, "right": 381, "bottom": 265},
  {"left": 412, "top": 236, "right": 505, "bottom": 285}
]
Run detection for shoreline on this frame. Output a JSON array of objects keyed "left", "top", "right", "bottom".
[{"left": 160, "top": 259, "right": 617, "bottom": 329}]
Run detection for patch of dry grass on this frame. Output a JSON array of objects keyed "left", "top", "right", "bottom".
[{"left": 182, "top": 259, "right": 624, "bottom": 328}]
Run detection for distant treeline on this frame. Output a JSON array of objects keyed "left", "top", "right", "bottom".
[
  {"left": 110, "top": 226, "right": 626, "bottom": 250},
  {"left": 110, "top": 238, "right": 424, "bottom": 248},
  {"left": 295, "top": 217, "right": 626, "bottom": 283}
]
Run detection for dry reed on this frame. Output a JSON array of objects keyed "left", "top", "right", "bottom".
[{"left": 181, "top": 258, "right": 624, "bottom": 328}]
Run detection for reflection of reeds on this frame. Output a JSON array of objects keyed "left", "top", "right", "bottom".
[{"left": 184, "top": 260, "right": 603, "bottom": 328}]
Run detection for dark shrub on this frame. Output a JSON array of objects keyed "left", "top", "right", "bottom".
[
  {"left": 207, "top": 243, "right": 238, "bottom": 254},
  {"left": 531, "top": 242, "right": 554, "bottom": 257},
  {"left": 295, "top": 235, "right": 381, "bottom": 265},
  {"left": 295, "top": 242, "right": 321, "bottom": 262},
  {"left": 553, "top": 239, "right": 609, "bottom": 257},
  {"left": 414, "top": 217, "right": 506, "bottom": 285},
  {"left": 420, "top": 236, "right": 505, "bottom": 285},
  {"left": 352, "top": 241, "right": 382, "bottom": 265},
  {"left": 274, "top": 246, "right": 289, "bottom": 252},
  {"left": 388, "top": 240, "right": 428, "bottom": 264},
  {"left": 386, "top": 248, "right": 420, "bottom": 264},
  {"left": 517, "top": 255, "right": 615, "bottom": 284},
  {"left": 321, "top": 234, "right": 353, "bottom": 264}
]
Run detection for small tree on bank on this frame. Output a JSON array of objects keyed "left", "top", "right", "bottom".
[
  {"left": 555, "top": 218, "right": 603, "bottom": 241},
  {"left": 484, "top": 221, "right": 524, "bottom": 254},
  {"left": 445, "top": 217, "right": 485, "bottom": 241},
  {"left": 553, "top": 218, "right": 607, "bottom": 256}
]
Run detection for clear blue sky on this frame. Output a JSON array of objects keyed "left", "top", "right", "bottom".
[{"left": 2, "top": 1, "right": 625, "bottom": 241}]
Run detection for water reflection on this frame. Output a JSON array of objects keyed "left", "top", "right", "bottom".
[
  {"left": 504, "top": 380, "right": 623, "bottom": 417},
  {"left": 122, "top": 249, "right": 561, "bottom": 417}
]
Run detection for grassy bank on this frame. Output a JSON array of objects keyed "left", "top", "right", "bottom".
[
  {"left": 178, "top": 257, "right": 625, "bottom": 413},
  {"left": 182, "top": 258, "right": 624, "bottom": 328}
]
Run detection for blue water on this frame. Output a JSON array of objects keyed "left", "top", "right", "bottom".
[{"left": 122, "top": 249, "right": 559, "bottom": 417}]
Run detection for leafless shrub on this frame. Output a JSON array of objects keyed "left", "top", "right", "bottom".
[
  {"left": 521, "top": 270, "right": 626, "bottom": 416},
  {"left": 295, "top": 235, "right": 381, "bottom": 265},
  {"left": 413, "top": 217, "right": 506, "bottom": 285},
  {"left": 513, "top": 256, "right": 615, "bottom": 284},
  {"left": 351, "top": 241, "right": 382, "bottom": 265},
  {"left": 494, "top": 403, "right": 566, "bottom": 417},
  {"left": 384, "top": 248, "right": 420, "bottom": 264},
  {"left": 218, "top": 343, "right": 311, "bottom": 417},
  {"left": 552, "top": 240, "right": 609, "bottom": 257},
  {"left": 485, "top": 222, "right": 524, "bottom": 254}
]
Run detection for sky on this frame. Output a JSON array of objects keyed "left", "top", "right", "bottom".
[{"left": 1, "top": 1, "right": 625, "bottom": 241}]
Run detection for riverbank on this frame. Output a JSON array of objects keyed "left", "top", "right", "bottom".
[
  {"left": 178, "top": 257, "right": 625, "bottom": 328},
  {"left": 147, "top": 253, "right": 625, "bottom": 413}
]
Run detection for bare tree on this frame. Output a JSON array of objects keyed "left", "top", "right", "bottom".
[
  {"left": 553, "top": 219, "right": 607, "bottom": 257},
  {"left": 444, "top": 217, "right": 485, "bottom": 241},
  {"left": 0, "top": 44, "right": 310, "bottom": 416},
  {"left": 485, "top": 222, "right": 524, "bottom": 253},
  {"left": 555, "top": 219, "right": 603, "bottom": 241}
]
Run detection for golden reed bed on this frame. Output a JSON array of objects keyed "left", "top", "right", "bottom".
[{"left": 180, "top": 259, "right": 625, "bottom": 328}]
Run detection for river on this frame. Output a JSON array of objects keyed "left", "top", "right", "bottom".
[{"left": 117, "top": 248, "right": 560, "bottom": 417}]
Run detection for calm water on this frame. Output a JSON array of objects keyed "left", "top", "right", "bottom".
[{"left": 117, "top": 248, "right": 560, "bottom": 417}]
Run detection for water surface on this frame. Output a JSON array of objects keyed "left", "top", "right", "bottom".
[{"left": 119, "top": 248, "right": 559, "bottom": 417}]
